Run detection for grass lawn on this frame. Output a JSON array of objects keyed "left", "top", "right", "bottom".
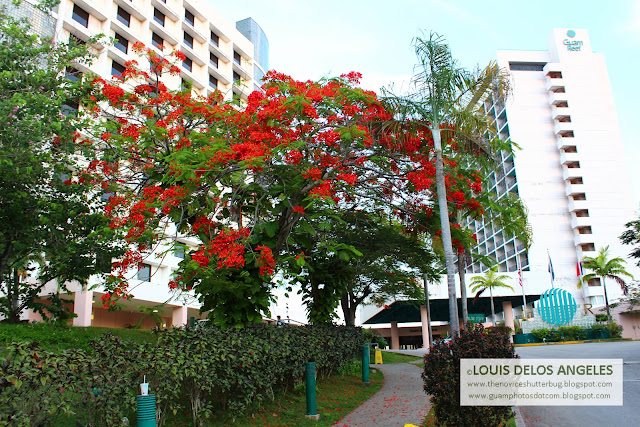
[
  {"left": 199, "top": 369, "right": 384, "bottom": 426},
  {"left": 378, "top": 350, "right": 423, "bottom": 364}
]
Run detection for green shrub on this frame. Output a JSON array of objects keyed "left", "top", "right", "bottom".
[
  {"left": 557, "top": 326, "right": 586, "bottom": 341},
  {"left": 423, "top": 324, "right": 516, "bottom": 427},
  {"left": 595, "top": 314, "right": 609, "bottom": 322},
  {"left": 487, "top": 325, "right": 512, "bottom": 335},
  {"left": 591, "top": 323, "right": 608, "bottom": 338},
  {"left": 607, "top": 322, "right": 623, "bottom": 338},
  {"left": 363, "top": 328, "right": 387, "bottom": 349},
  {"left": 530, "top": 328, "right": 550, "bottom": 341},
  {"left": 0, "top": 323, "right": 365, "bottom": 426}
]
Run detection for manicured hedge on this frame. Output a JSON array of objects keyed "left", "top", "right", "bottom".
[{"left": 0, "top": 323, "right": 364, "bottom": 426}]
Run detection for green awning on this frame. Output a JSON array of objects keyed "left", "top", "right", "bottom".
[{"left": 362, "top": 295, "right": 540, "bottom": 324}]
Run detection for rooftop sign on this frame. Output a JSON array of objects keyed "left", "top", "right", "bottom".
[{"left": 563, "top": 30, "right": 583, "bottom": 51}]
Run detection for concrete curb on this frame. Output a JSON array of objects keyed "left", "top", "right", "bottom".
[{"left": 515, "top": 338, "right": 633, "bottom": 347}]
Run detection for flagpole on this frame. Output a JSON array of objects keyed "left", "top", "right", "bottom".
[
  {"left": 516, "top": 254, "right": 527, "bottom": 311},
  {"left": 547, "top": 249, "right": 555, "bottom": 289}
]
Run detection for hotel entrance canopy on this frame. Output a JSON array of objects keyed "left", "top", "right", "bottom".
[{"left": 362, "top": 295, "right": 540, "bottom": 324}]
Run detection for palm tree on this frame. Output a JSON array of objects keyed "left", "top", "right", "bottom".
[
  {"left": 384, "top": 32, "right": 510, "bottom": 333},
  {"left": 582, "top": 245, "right": 633, "bottom": 320},
  {"left": 470, "top": 266, "right": 513, "bottom": 325}
]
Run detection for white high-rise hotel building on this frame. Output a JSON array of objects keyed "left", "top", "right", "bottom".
[
  {"left": 470, "top": 28, "right": 637, "bottom": 308},
  {"left": 362, "top": 29, "right": 639, "bottom": 342}
]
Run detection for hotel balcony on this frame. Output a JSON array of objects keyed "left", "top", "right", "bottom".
[
  {"left": 556, "top": 136, "right": 577, "bottom": 150},
  {"left": 574, "top": 232, "right": 595, "bottom": 247},
  {"left": 72, "top": 0, "right": 108, "bottom": 21},
  {"left": 546, "top": 78, "right": 565, "bottom": 92},
  {"left": 549, "top": 91, "right": 569, "bottom": 106},
  {"left": 560, "top": 151, "right": 580, "bottom": 165},
  {"left": 543, "top": 62, "right": 564, "bottom": 76},
  {"left": 151, "top": 0, "right": 180, "bottom": 21},
  {"left": 571, "top": 216, "right": 591, "bottom": 229},
  {"left": 551, "top": 105, "right": 572, "bottom": 121},
  {"left": 568, "top": 199, "right": 589, "bottom": 212},
  {"left": 554, "top": 121, "right": 574, "bottom": 136},
  {"left": 565, "top": 182, "right": 586, "bottom": 196},
  {"left": 114, "top": 0, "right": 146, "bottom": 22}
]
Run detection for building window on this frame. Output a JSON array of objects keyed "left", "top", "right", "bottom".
[
  {"left": 152, "top": 32, "right": 163, "bottom": 49},
  {"left": 233, "top": 71, "right": 240, "bottom": 82},
  {"left": 210, "top": 31, "right": 219, "bottom": 47},
  {"left": 154, "top": 8, "right": 165, "bottom": 26},
  {"left": 112, "top": 60, "right": 126, "bottom": 77},
  {"left": 184, "top": 32, "right": 193, "bottom": 49},
  {"left": 62, "top": 101, "right": 79, "bottom": 117},
  {"left": 65, "top": 67, "right": 82, "bottom": 82},
  {"left": 72, "top": 4, "right": 89, "bottom": 28},
  {"left": 174, "top": 246, "right": 185, "bottom": 259},
  {"left": 233, "top": 51, "right": 241, "bottom": 65},
  {"left": 68, "top": 34, "right": 86, "bottom": 46},
  {"left": 114, "top": 33, "right": 128, "bottom": 54},
  {"left": 587, "top": 278, "right": 602, "bottom": 287},
  {"left": 509, "top": 62, "right": 546, "bottom": 71},
  {"left": 210, "top": 52, "right": 218, "bottom": 68},
  {"left": 185, "top": 9, "right": 195, "bottom": 27},
  {"left": 209, "top": 75, "right": 218, "bottom": 89},
  {"left": 116, "top": 6, "right": 130, "bottom": 27},
  {"left": 138, "top": 264, "right": 151, "bottom": 282},
  {"left": 183, "top": 56, "right": 192, "bottom": 73}
]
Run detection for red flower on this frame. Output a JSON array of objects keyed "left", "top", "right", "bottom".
[{"left": 302, "top": 168, "right": 322, "bottom": 180}]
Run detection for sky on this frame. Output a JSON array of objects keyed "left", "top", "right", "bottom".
[{"left": 207, "top": 0, "right": 640, "bottom": 323}]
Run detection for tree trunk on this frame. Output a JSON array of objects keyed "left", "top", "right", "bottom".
[
  {"left": 490, "top": 286, "right": 495, "bottom": 326},
  {"left": 340, "top": 293, "right": 357, "bottom": 326},
  {"left": 432, "top": 127, "right": 459, "bottom": 333},
  {"left": 458, "top": 255, "right": 469, "bottom": 327},
  {"left": 602, "top": 276, "right": 612, "bottom": 321}
]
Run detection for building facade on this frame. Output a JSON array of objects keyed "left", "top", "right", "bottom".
[
  {"left": 362, "top": 29, "right": 640, "bottom": 345},
  {"left": 55, "top": 0, "right": 260, "bottom": 100},
  {"left": 16, "top": 0, "right": 268, "bottom": 328}
]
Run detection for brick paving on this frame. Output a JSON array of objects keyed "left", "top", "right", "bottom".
[{"left": 333, "top": 362, "right": 431, "bottom": 427}]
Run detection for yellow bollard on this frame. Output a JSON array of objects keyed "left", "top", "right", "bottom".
[{"left": 375, "top": 348, "right": 383, "bottom": 364}]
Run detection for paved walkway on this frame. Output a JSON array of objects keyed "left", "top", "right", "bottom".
[{"left": 332, "top": 362, "right": 431, "bottom": 427}]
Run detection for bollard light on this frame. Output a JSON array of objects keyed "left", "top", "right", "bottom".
[
  {"left": 305, "top": 361, "right": 320, "bottom": 420},
  {"left": 361, "top": 344, "right": 370, "bottom": 384}
]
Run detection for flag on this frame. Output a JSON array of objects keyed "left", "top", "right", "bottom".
[
  {"left": 518, "top": 267, "right": 523, "bottom": 287},
  {"left": 548, "top": 251, "right": 555, "bottom": 281},
  {"left": 576, "top": 261, "right": 584, "bottom": 277}
]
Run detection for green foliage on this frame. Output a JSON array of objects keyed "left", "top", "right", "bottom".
[
  {"left": 591, "top": 323, "right": 609, "bottom": 338},
  {"left": 513, "top": 318, "right": 523, "bottom": 335},
  {"left": 595, "top": 314, "right": 609, "bottom": 322},
  {"left": 423, "top": 323, "right": 516, "bottom": 427},
  {"left": 556, "top": 326, "right": 587, "bottom": 341},
  {"left": 621, "top": 217, "right": 640, "bottom": 266},
  {"left": 530, "top": 328, "right": 550, "bottom": 341},
  {"left": 0, "top": 11, "right": 124, "bottom": 323},
  {"left": 363, "top": 328, "right": 387, "bottom": 349},
  {"left": 0, "top": 324, "right": 364, "bottom": 426},
  {"left": 0, "top": 323, "right": 154, "bottom": 352},
  {"left": 607, "top": 322, "right": 623, "bottom": 338},
  {"left": 581, "top": 245, "right": 633, "bottom": 320}
]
